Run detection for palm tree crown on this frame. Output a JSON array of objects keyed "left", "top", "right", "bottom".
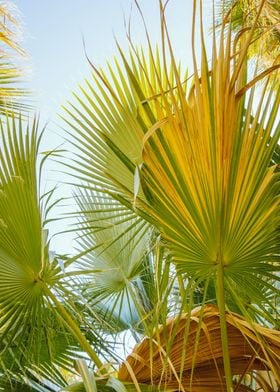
[{"left": 0, "top": 1, "right": 279, "bottom": 391}]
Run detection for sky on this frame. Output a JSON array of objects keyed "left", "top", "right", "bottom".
[
  {"left": 11, "top": 0, "right": 211, "bottom": 254},
  {"left": 14, "top": 0, "right": 198, "bottom": 122}
]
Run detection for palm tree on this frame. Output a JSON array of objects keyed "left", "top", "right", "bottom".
[
  {"left": 0, "top": 1, "right": 279, "bottom": 391},
  {"left": 62, "top": 0, "right": 280, "bottom": 389}
]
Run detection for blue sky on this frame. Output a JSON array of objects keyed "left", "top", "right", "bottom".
[
  {"left": 12, "top": 0, "right": 211, "bottom": 253},
  {"left": 15, "top": 0, "right": 198, "bottom": 122}
]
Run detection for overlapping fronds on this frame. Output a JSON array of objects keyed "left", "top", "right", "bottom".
[
  {"left": 0, "top": 117, "right": 128, "bottom": 390},
  {"left": 0, "top": 322, "right": 79, "bottom": 390},
  {"left": 0, "top": 116, "right": 84, "bottom": 385},
  {"left": 73, "top": 189, "right": 153, "bottom": 331},
  {"left": 75, "top": 190, "right": 150, "bottom": 279},
  {"left": 118, "top": 305, "right": 280, "bottom": 391},
  {"left": 64, "top": 0, "right": 279, "bottom": 390},
  {"left": 72, "top": 187, "right": 182, "bottom": 338},
  {"left": 0, "top": 116, "right": 48, "bottom": 342},
  {"left": 0, "top": 1, "right": 24, "bottom": 54},
  {"left": 65, "top": 1, "right": 280, "bottom": 308},
  {"left": 219, "top": 0, "right": 280, "bottom": 67}
]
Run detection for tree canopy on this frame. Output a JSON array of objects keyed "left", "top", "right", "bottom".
[{"left": 0, "top": 1, "right": 279, "bottom": 391}]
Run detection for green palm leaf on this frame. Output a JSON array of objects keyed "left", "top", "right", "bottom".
[
  {"left": 0, "top": 3, "right": 30, "bottom": 115},
  {"left": 217, "top": 0, "right": 280, "bottom": 68},
  {"left": 0, "top": 116, "right": 48, "bottom": 345},
  {"left": 62, "top": 46, "right": 185, "bottom": 225},
  {"left": 64, "top": 1, "right": 280, "bottom": 389},
  {"left": 0, "top": 117, "right": 75, "bottom": 379}
]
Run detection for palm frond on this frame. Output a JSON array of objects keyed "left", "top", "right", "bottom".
[
  {"left": 0, "top": 2, "right": 30, "bottom": 115},
  {"left": 64, "top": 0, "right": 280, "bottom": 389},
  {"left": 62, "top": 46, "right": 185, "bottom": 224},
  {"left": 72, "top": 189, "right": 152, "bottom": 330},
  {"left": 0, "top": 116, "right": 48, "bottom": 350},
  {"left": 119, "top": 305, "right": 280, "bottom": 391},
  {"left": 0, "top": 116, "right": 97, "bottom": 382},
  {"left": 217, "top": 0, "right": 280, "bottom": 68}
]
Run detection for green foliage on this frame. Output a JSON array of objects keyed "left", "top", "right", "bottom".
[
  {"left": 0, "top": 3, "right": 30, "bottom": 114},
  {"left": 0, "top": 1, "right": 279, "bottom": 392}
]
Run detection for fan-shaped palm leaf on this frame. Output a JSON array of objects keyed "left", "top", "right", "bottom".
[
  {"left": 64, "top": 1, "right": 280, "bottom": 390},
  {"left": 73, "top": 189, "right": 152, "bottom": 331},
  {"left": 0, "top": 116, "right": 51, "bottom": 350},
  {"left": 62, "top": 46, "right": 185, "bottom": 224},
  {"left": 0, "top": 116, "right": 111, "bottom": 388},
  {"left": 218, "top": 0, "right": 280, "bottom": 68},
  {"left": 0, "top": 116, "right": 74, "bottom": 382}
]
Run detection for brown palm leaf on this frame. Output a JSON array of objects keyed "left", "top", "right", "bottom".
[{"left": 118, "top": 305, "right": 280, "bottom": 391}]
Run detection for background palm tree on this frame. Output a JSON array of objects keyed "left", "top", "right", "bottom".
[
  {"left": 217, "top": 0, "right": 280, "bottom": 67},
  {"left": 0, "top": 1, "right": 29, "bottom": 115},
  {"left": 62, "top": 0, "right": 280, "bottom": 389},
  {"left": 0, "top": 1, "right": 279, "bottom": 391}
]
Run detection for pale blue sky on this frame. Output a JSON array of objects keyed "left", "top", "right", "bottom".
[
  {"left": 12, "top": 0, "right": 211, "bottom": 253},
  {"left": 15, "top": 0, "right": 199, "bottom": 122}
]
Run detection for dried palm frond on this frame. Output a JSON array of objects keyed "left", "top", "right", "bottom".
[{"left": 118, "top": 305, "right": 280, "bottom": 391}]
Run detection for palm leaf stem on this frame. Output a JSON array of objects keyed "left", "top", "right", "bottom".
[
  {"left": 216, "top": 262, "right": 232, "bottom": 391},
  {"left": 42, "top": 282, "right": 106, "bottom": 375}
]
